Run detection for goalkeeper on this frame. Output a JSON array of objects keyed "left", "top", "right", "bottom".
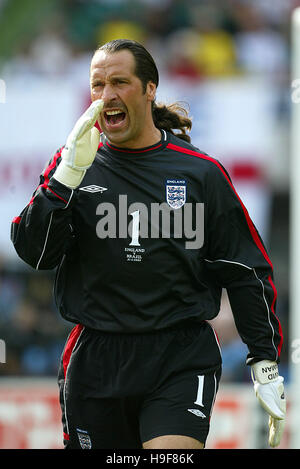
[{"left": 11, "top": 39, "right": 285, "bottom": 449}]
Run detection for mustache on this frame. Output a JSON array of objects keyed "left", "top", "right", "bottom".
[{"left": 102, "top": 101, "right": 127, "bottom": 112}]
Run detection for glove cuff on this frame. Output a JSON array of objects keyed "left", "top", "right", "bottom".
[
  {"left": 53, "top": 160, "right": 86, "bottom": 189},
  {"left": 251, "top": 360, "right": 279, "bottom": 384}
]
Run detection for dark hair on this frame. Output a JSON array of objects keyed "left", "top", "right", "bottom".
[{"left": 94, "top": 39, "right": 192, "bottom": 142}]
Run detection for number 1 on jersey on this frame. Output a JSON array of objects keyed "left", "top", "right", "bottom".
[{"left": 129, "top": 210, "right": 141, "bottom": 246}]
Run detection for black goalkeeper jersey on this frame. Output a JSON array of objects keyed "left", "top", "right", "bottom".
[{"left": 11, "top": 130, "right": 283, "bottom": 364}]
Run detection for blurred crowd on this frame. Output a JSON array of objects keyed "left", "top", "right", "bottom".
[
  {"left": 0, "top": 0, "right": 296, "bottom": 82},
  {"left": 0, "top": 257, "right": 70, "bottom": 375},
  {"left": 0, "top": 0, "right": 294, "bottom": 381}
]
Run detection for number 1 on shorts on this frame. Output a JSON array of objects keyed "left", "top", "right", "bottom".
[{"left": 194, "top": 375, "right": 204, "bottom": 407}]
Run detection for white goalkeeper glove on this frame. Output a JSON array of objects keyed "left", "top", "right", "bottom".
[
  {"left": 251, "top": 360, "right": 286, "bottom": 447},
  {"left": 53, "top": 99, "right": 104, "bottom": 189}
]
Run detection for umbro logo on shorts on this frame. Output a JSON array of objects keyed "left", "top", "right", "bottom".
[
  {"left": 79, "top": 185, "right": 108, "bottom": 193},
  {"left": 187, "top": 408, "right": 206, "bottom": 418}
]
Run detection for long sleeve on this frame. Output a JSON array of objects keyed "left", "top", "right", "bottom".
[
  {"left": 11, "top": 147, "right": 75, "bottom": 270},
  {"left": 204, "top": 161, "right": 283, "bottom": 365}
]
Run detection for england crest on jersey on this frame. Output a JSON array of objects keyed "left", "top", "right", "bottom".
[{"left": 166, "top": 179, "right": 186, "bottom": 209}]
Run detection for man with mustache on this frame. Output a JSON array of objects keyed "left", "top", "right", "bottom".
[{"left": 11, "top": 39, "right": 285, "bottom": 450}]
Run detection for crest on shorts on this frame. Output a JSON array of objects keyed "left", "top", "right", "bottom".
[
  {"left": 77, "top": 428, "right": 92, "bottom": 449},
  {"left": 166, "top": 179, "right": 186, "bottom": 209}
]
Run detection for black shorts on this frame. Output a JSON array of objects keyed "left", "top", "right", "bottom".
[{"left": 58, "top": 320, "right": 222, "bottom": 449}]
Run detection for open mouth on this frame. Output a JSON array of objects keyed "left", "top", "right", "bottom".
[{"left": 104, "top": 109, "right": 126, "bottom": 128}]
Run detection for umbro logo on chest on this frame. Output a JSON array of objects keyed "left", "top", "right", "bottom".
[{"left": 79, "top": 185, "right": 108, "bottom": 193}]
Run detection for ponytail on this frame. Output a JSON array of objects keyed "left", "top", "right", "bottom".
[{"left": 152, "top": 102, "right": 192, "bottom": 143}]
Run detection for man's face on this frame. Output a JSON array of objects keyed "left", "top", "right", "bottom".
[{"left": 90, "top": 49, "right": 156, "bottom": 148}]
